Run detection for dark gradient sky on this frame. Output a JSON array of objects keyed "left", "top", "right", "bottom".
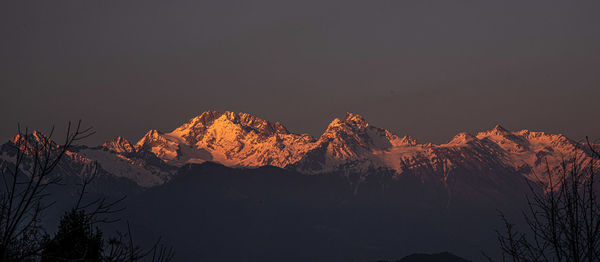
[{"left": 1, "top": 0, "right": 599, "bottom": 145}]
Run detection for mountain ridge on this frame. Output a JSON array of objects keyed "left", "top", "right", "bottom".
[{"left": 1, "top": 111, "right": 595, "bottom": 188}]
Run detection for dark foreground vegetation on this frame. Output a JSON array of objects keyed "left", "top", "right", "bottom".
[
  {"left": 492, "top": 139, "right": 600, "bottom": 261},
  {"left": 0, "top": 123, "right": 173, "bottom": 261}
]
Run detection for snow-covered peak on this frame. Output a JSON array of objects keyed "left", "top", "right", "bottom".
[
  {"left": 321, "top": 114, "right": 391, "bottom": 148},
  {"left": 476, "top": 125, "right": 532, "bottom": 151},
  {"left": 103, "top": 137, "right": 135, "bottom": 153},
  {"left": 293, "top": 113, "right": 403, "bottom": 173},
  {"left": 447, "top": 132, "right": 478, "bottom": 146},
  {"left": 473, "top": 126, "right": 587, "bottom": 184},
  {"left": 169, "top": 111, "right": 289, "bottom": 145},
  {"left": 324, "top": 113, "right": 371, "bottom": 132},
  {"left": 343, "top": 112, "right": 369, "bottom": 128},
  {"left": 325, "top": 118, "right": 344, "bottom": 129},
  {"left": 476, "top": 124, "right": 511, "bottom": 138},
  {"left": 492, "top": 124, "right": 508, "bottom": 133},
  {"left": 171, "top": 111, "right": 220, "bottom": 133},
  {"left": 222, "top": 111, "right": 289, "bottom": 136},
  {"left": 517, "top": 130, "right": 571, "bottom": 145},
  {"left": 136, "top": 130, "right": 165, "bottom": 147},
  {"left": 169, "top": 112, "right": 221, "bottom": 144},
  {"left": 395, "top": 135, "right": 418, "bottom": 146},
  {"left": 9, "top": 130, "right": 58, "bottom": 154},
  {"left": 11, "top": 130, "right": 51, "bottom": 144},
  {"left": 132, "top": 111, "right": 316, "bottom": 168},
  {"left": 135, "top": 130, "right": 180, "bottom": 161}
]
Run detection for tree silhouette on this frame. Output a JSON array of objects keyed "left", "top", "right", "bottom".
[
  {"left": 0, "top": 122, "right": 174, "bottom": 262},
  {"left": 0, "top": 122, "right": 94, "bottom": 261},
  {"left": 493, "top": 139, "right": 600, "bottom": 262},
  {"left": 41, "top": 209, "right": 103, "bottom": 262}
]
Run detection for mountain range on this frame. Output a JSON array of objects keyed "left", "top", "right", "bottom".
[
  {"left": 2, "top": 111, "right": 596, "bottom": 261},
  {"left": 1, "top": 111, "right": 593, "bottom": 189}
]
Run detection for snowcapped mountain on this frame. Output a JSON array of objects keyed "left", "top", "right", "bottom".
[
  {"left": 292, "top": 114, "right": 593, "bottom": 189},
  {"left": 134, "top": 111, "right": 317, "bottom": 167},
  {"left": 0, "top": 131, "right": 144, "bottom": 193},
  {"left": 473, "top": 125, "right": 592, "bottom": 185},
  {"left": 4, "top": 113, "right": 592, "bottom": 262},
  {"left": 1, "top": 111, "right": 595, "bottom": 188},
  {"left": 291, "top": 113, "right": 416, "bottom": 174},
  {"left": 0, "top": 131, "right": 174, "bottom": 188},
  {"left": 74, "top": 141, "right": 176, "bottom": 187},
  {"left": 103, "top": 136, "right": 135, "bottom": 153}
]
